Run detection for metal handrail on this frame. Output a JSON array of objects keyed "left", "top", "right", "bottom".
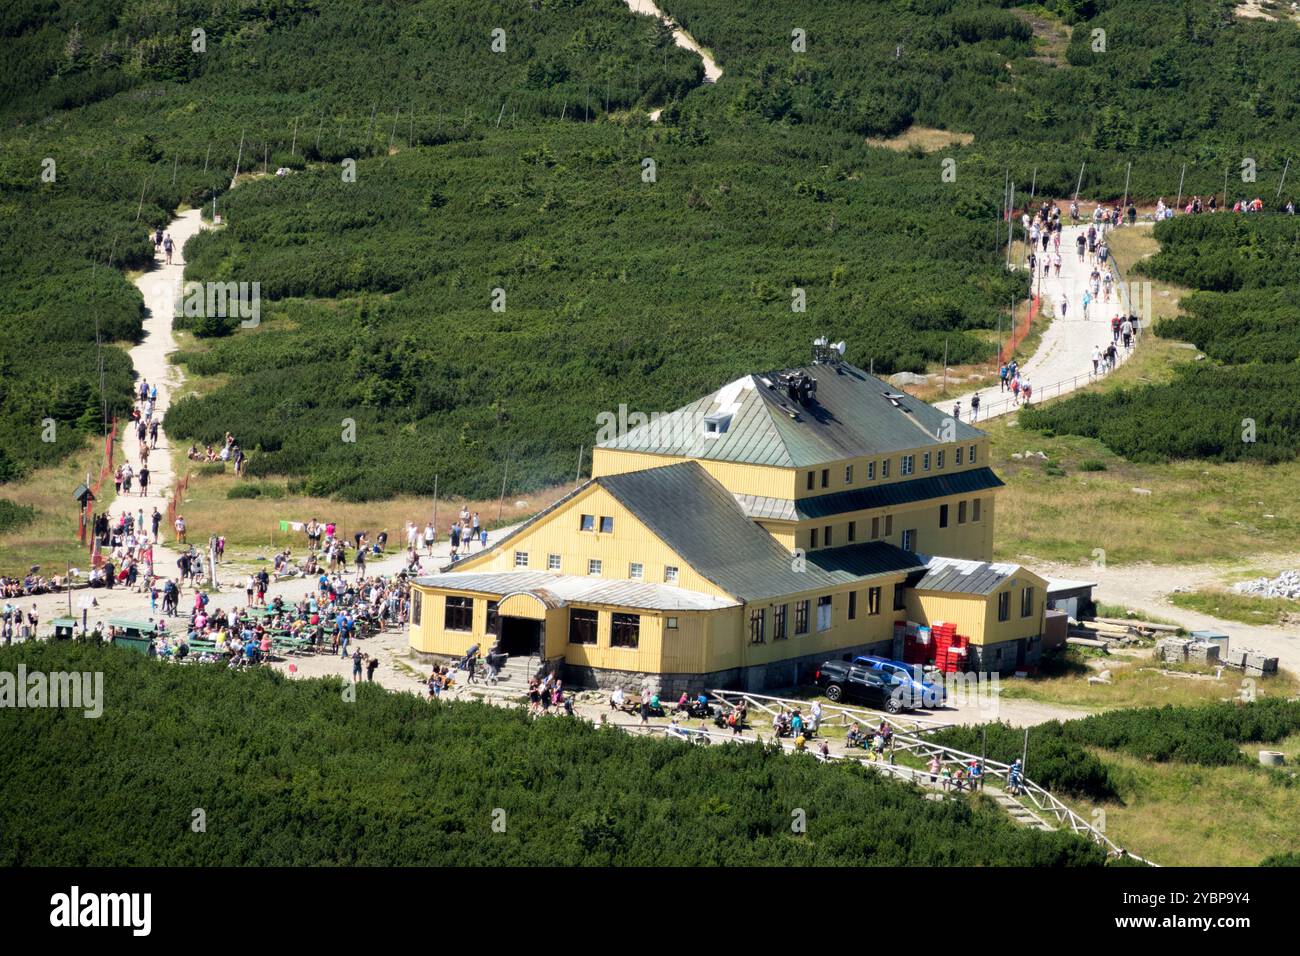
[
  {"left": 708, "top": 688, "right": 955, "bottom": 735},
  {"left": 707, "top": 688, "right": 1156, "bottom": 864}
]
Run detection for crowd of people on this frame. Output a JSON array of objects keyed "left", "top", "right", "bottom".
[
  {"left": 126, "top": 571, "right": 411, "bottom": 669},
  {"left": 187, "top": 430, "right": 246, "bottom": 476},
  {"left": 402, "top": 508, "right": 488, "bottom": 564}
]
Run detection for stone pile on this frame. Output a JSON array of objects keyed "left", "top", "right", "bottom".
[{"left": 1233, "top": 570, "right": 1300, "bottom": 600}]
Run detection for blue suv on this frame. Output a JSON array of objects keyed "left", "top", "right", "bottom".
[{"left": 851, "top": 656, "right": 947, "bottom": 708}]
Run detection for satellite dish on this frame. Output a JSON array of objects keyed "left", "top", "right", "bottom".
[{"left": 834, "top": 341, "right": 846, "bottom": 355}]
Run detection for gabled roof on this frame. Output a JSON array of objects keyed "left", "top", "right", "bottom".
[
  {"left": 598, "top": 362, "right": 985, "bottom": 468},
  {"left": 443, "top": 461, "right": 925, "bottom": 603},
  {"left": 599, "top": 462, "right": 924, "bottom": 601},
  {"left": 909, "top": 556, "right": 1024, "bottom": 595}
]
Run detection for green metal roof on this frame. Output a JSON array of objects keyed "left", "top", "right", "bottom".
[
  {"left": 795, "top": 467, "right": 1005, "bottom": 519},
  {"left": 599, "top": 462, "right": 924, "bottom": 601},
  {"left": 598, "top": 362, "right": 985, "bottom": 468}
]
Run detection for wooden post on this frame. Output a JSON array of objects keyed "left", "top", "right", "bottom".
[
  {"left": 575, "top": 445, "right": 584, "bottom": 483},
  {"left": 1006, "top": 181, "right": 1015, "bottom": 266},
  {"left": 1277, "top": 157, "right": 1291, "bottom": 200},
  {"left": 172, "top": 153, "right": 178, "bottom": 186},
  {"left": 432, "top": 474, "right": 438, "bottom": 540},
  {"left": 203, "top": 143, "right": 211, "bottom": 174},
  {"left": 290, "top": 117, "right": 298, "bottom": 156},
  {"left": 1073, "top": 161, "right": 1086, "bottom": 202},
  {"left": 1175, "top": 162, "right": 1186, "bottom": 209},
  {"left": 1121, "top": 161, "right": 1131, "bottom": 212},
  {"left": 943, "top": 338, "right": 949, "bottom": 394}
]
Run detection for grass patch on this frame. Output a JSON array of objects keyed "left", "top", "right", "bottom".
[
  {"left": 1073, "top": 749, "right": 1300, "bottom": 866},
  {"left": 865, "top": 125, "right": 973, "bottom": 153},
  {"left": 1170, "top": 588, "right": 1300, "bottom": 627},
  {"left": 996, "top": 647, "right": 1299, "bottom": 710}
]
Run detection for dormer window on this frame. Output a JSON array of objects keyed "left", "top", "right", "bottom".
[{"left": 703, "top": 413, "right": 732, "bottom": 438}]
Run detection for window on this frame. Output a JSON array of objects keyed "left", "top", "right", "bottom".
[
  {"left": 901, "top": 529, "right": 915, "bottom": 551},
  {"left": 923, "top": 452, "right": 931, "bottom": 472},
  {"left": 611, "top": 612, "right": 640, "bottom": 648},
  {"left": 412, "top": 590, "right": 422, "bottom": 626},
  {"left": 821, "top": 468, "right": 829, "bottom": 489},
  {"left": 1021, "top": 586, "right": 1035, "bottom": 618},
  {"left": 823, "top": 525, "right": 832, "bottom": 547},
  {"left": 773, "top": 604, "right": 788, "bottom": 640},
  {"left": 703, "top": 412, "right": 731, "bottom": 435},
  {"left": 749, "top": 608, "right": 766, "bottom": 644},
  {"left": 629, "top": 562, "right": 644, "bottom": 580},
  {"left": 998, "top": 591, "right": 1011, "bottom": 622},
  {"left": 848, "top": 520, "right": 857, "bottom": 542},
  {"left": 587, "top": 559, "right": 602, "bottom": 576},
  {"left": 579, "top": 514, "right": 595, "bottom": 532},
  {"left": 795, "top": 600, "right": 810, "bottom": 635},
  {"left": 868, "top": 587, "right": 882, "bottom": 616},
  {"left": 547, "top": 553, "right": 561, "bottom": 571},
  {"left": 444, "top": 595, "right": 473, "bottom": 631},
  {"left": 848, "top": 591, "right": 858, "bottom": 620},
  {"left": 845, "top": 464, "right": 854, "bottom": 484},
  {"left": 885, "top": 515, "right": 894, "bottom": 537},
  {"left": 817, "top": 595, "right": 833, "bottom": 632},
  {"left": 958, "top": 501, "right": 967, "bottom": 524},
  {"left": 806, "top": 471, "right": 815, "bottom": 491},
  {"left": 902, "top": 455, "right": 914, "bottom": 476},
  {"left": 599, "top": 516, "right": 614, "bottom": 533},
  {"left": 514, "top": 551, "right": 529, "bottom": 568},
  {"left": 568, "top": 608, "right": 598, "bottom": 645},
  {"left": 939, "top": 504, "right": 949, "bottom": 528},
  {"left": 867, "top": 462, "right": 876, "bottom": 480},
  {"left": 969, "top": 444, "right": 977, "bottom": 463},
  {"left": 666, "top": 616, "right": 678, "bottom": 629},
  {"left": 810, "top": 528, "right": 819, "bottom": 549},
  {"left": 937, "top": 450, "right": 945, "bottom": 469},
  {"left": 486, "top": 600, "right": 500, "bottom": 636},
  {"left": 973, "top": 498, "right": 982, "bottom": 522},
  {"left": 881, "top": 459, "right": 890, "bottom": 478},
  {"left": 893, "top": 583, "right": 906, "bottom": 611},
  {"left": 664, "top": 566, "right": 679, "bottom": 584},
  {"left": 956, "top": 447, "right": 964, "bottom": 466}
]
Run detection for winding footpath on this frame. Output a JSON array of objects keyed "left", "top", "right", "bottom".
[
  {"left": 623, "top": 0, "right": 722, "bottom": 121},
  {"left": 933, "top": 221, "right": 1146, "bottom": 422}
]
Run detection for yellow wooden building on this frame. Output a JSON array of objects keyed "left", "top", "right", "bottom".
[{"left": 410, "top": 357, "right": 1050, "bottom": 692}]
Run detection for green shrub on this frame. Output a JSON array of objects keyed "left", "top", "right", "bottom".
[
  {"left": 1078, "top": 459, "right": 1107, "bottom": 471},
  {"left": 0, "top": 642, "right": 1106, "bottom": 867},
  {"left": 0, "top": 498, "right": 37, "bottom": 534}
]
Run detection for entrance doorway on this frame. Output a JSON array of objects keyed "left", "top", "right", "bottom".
[{"left": 499, "top": 616, "right": 542, "bottom": 656}]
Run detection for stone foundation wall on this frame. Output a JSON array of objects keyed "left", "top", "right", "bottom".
[{"left": 560, "top": 638, "right": 895, "bottom": 697}]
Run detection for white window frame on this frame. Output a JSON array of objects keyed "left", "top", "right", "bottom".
[
  {"left": 547, "top": 553, "right": 561, "bottom": 571},
  {"left": 629, "top": 562, "right": 644, "bottom": 579},
  {"left": 664, "top": 565, "right": 679, "bottom": 584},
  {"left": 514, "top": 551, "right": 529, "bottom": 568},
  {"left": 588, "top": 559, "right": 602, "bottom": 576},
  {"left": 901, "top": 455, "right": 914, "bottom": 476}
]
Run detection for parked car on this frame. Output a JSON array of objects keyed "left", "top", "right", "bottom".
[
  {"left": 812, "top": 661, "right": 913, "bottom": 713},
  {"left": 852, "top": 655, "right": 947, "bottom": 708}
]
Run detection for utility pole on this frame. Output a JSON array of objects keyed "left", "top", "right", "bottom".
[
  {"left": 290, "top": 117, "right": 298, "bottom": 156},
  {"left": 1223, "top": 164, "right": 1229, "bottom": 209},
  {"left": 575, "top": 445, "right": 584, "bottom": 483},
  {"left": 943, "top": 338, "right": 949, "bottom": 394},
  {"left": 1175, "top": 162, "right": 1186, "bottom": 210},
  {"left": 1006, "top": 181, "right": 1016, "bottom": 266},
  {"left": 1121, "top": 161, "right": 1132, "bottom": 213},
  {"left": 232, "top": 129, "right": 245, "bottom": 188},
  {"left": 1277, "top": 157, "right": 1291, "bottom": 200},
  {"left": 1074, "top": 161, "right": 1086, "bottom": 202},
  {"left": 497, "top": 458, "right": 510, "bottom": 523}
]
